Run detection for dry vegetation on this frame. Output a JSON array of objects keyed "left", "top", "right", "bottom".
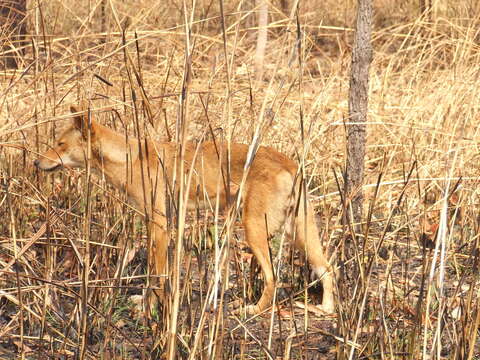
[{"left": 1, "top": 0, "right": 480, "bottom": 358}]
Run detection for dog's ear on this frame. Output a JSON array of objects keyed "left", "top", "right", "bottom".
[{"left": 70, "top": 105, "right": 96, "bottom": 139}]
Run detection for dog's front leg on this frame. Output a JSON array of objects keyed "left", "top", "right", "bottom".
[{"left": 149, "top": 214, "right": 169, "bottom": 305}]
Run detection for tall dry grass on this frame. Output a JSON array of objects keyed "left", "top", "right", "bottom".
[{"left": 1, "top": 0, "right": 480, "bottom": 358}]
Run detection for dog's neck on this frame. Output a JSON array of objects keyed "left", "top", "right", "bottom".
[{"left": 90, "top": 124, "right": 139, "bottom": 189}]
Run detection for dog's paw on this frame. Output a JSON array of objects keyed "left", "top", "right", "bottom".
[
  {"left": 318, "top": 302, "right": 335, "bottom": 315},
  {"left": 229, "top": 300, "right": 262, "bottom": 317},
  {"left": 242, "top": 304, "right": 262, "bottom": 316}
]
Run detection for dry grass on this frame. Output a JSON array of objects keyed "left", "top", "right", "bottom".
[{"left": 1, "top": 0, "right": 480, "bottom": 358}]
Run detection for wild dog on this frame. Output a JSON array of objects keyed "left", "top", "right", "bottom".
[{"left": 34, "top": 106, "right": 335, "bottom": 315}]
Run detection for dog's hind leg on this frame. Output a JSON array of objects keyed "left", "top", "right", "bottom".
[{"left": 291, "top": 199, "right": 335, "bottom": 314}]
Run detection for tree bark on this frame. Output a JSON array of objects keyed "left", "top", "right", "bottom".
[
  {"left": 420, "top": 0, "right": 432, "bottom": 21},
  {"left": 254, "top": 0, "right": 268, "bottom": 82},
  {"left": 0, "top": 0, "right": 27, "bottom": 69},
  {"left": 420, "top": 0, "right": 429, "bottom": 14},
  {"left": 346, "top": 0, "right": 372, "bottom": 232},
  {"left": 279, "top": 0, "right": 289, "bottom": 15}
]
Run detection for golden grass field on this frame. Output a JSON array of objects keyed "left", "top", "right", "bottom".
[{"left": 1, "top": 0, "right": 480, "bottom": 358}]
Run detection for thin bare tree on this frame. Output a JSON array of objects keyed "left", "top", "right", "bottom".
[
  {"left": 420, "top": 0, "right": 430, "bottom": 16},
  {"left": 279, "top": 0, "right": 289, "bottom": 15},
  {"left": 254, "top": 0, "right": 268, "bottom": 82},
  {"left": 0, "top": 0, "right": 27, "bottom": 69},
  {"left": 345, "top": 0, "right": 373, "bottom": 232}
]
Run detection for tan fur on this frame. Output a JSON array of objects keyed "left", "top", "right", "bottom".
[{"left": 34, "top": 106, "right": 335, "bottom": 315}]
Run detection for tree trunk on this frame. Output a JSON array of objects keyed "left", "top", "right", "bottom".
[
  {"left": 279, "top": 0, "right": 289, "bottom": 16},
  {"left": 420, "top": 0, "right": 429, "bottom": 14},
  {"left": 420, "top": 0, "right": 432, "bottom": 21},
  {"left": 0, "top": 0, "right": 27, "bottom": 69},
  {"left": 254, "top": 0, "right": 268, "bottom": 82},
  {"left": 346, "top": 0, "right": 372, "bottom": 232}
]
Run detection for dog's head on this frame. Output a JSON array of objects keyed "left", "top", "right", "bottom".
[{"left": 34, "top": 106, "right": 97, "bottom": 171}]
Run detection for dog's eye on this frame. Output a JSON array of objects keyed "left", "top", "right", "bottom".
[{"left": 58, "top": 142, "right": 65, "bottom": 146}]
